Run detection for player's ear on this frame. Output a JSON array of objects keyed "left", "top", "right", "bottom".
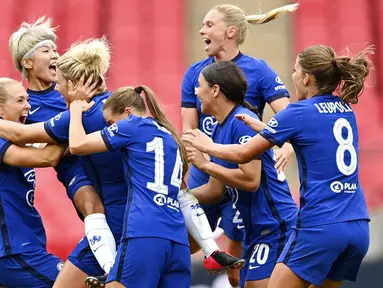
[
  {"left": 22, "top": 58, "right": 33, "bottom": 70},
  {"left": 212, "top": 84, "right": 220, "bottom": 97},
  {"left": 303, "top": 73, "right": 310, "bottom": 86},
  {"left": 0, "top": 106, "right": 4, "bottom": 117},
  {"left": 124, "top": 107, "right": 133, "bottom": 117},
  {"left": 226, "top": 26, "right": 237, "bottom": 40}
]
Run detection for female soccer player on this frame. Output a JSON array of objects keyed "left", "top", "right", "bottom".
[
  {"left": 183, "top": 45, "right": 373, "bottom": 288},
  {"left": 181, "top": 3, "right": 297, "bottom": 285},
  {"left": 0, "top": 78, "right": 66, "bottom": 288},
  {"left": 9, "top": 17, "right": 114, "bottom": 284},
  {"left": 184, "top": 61, "right": 297, "bottom": 288},
  {"left": 0, "top": 36, "right": 242, "bottom": 288},
  {"left": 68, "top": 85, "right": 192, "bottom": 287}
]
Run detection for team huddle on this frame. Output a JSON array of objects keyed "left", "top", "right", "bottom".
[{"left": 0, "top": 2, "right": 373, "bottom": 288}]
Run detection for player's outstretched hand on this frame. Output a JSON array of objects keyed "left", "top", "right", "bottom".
[
  {"left": 235, "top": 114, "right": 266, "bottom": 132},
  {"left": 185, "top": 145, "right": 209, "bottom": 169},
  {"left": 274, "top": 142, "right": 294, "bottom": 173},
  {"left": 68, "top": 74, "right": 99, "bottom": 103},
  {"left": 182, "top": 129, "right": 213, "bottom": 153}
]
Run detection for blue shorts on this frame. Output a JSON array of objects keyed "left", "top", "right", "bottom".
[
  {"left": 278, "top": 220, "right": 369, "bottom": 286},
  {"left": 107, "top": 237, "right": 191, "bottom": 288},
  {"left": 188, "top": 171, "right": 244, "bottom": 242},
  {"left": 68, "top": 236, "right": 104, "bottom": 276},
  {"left": 0, "top": 248, "right": 63, "bottom": 288},
  {"left": 240, "top": 230, "right": 292, "bottom": 287}
]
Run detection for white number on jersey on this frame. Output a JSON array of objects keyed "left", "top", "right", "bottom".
[
  {"left": 146, "top": 136, "right": 183, "bottom": 195},
  {"left": 333, "top": 118, "right": 357, "bottom": 176},
  {"left": 249, "top": 243, "right": 270, "bottom": 266}
]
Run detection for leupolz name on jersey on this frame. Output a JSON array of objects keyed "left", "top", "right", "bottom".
[{"left": 314, "top": 101, "right": 353, "bottom": 114}]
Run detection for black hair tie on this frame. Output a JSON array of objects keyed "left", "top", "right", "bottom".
[{"left": 134, "top": 86, "right": 143, "bottom": 94}]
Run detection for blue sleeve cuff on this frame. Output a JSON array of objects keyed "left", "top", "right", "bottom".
[
  {"left": 266, "top": 92, "right": 290, "bottom": 104},
  {"left": 100, "top": 129, "right": 114, "bottom": 151},
  {"left": 259, "top": 131, "right": 284, "bottom": 148},
  {"left": 181, "top": 102, "right": 197, "bottom": 108},
  {"left": 44, "top": 122, "right": 67, "bottom": 144},
  {"left": 0, "top": 142, "right": 12, "bottom": 164}
]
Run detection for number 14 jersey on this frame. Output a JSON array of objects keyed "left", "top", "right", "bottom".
[
  {"left": 260, "top": 95, "right": 369, "bottom": 227},
  {"left": 101, "top": 116, "right": 189, "bottom": 246}
]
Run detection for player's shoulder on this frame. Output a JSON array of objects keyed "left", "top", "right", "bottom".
[
  {"left": 236, "top": 53, "right": 270, "bottom": 71},
  {"left": 186, "top": 57, "right": 214, "bottom": 75},
  {"left": 85, "top": 90, "right": 113, "bottom": 115}
]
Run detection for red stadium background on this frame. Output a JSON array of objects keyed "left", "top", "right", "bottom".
[{"left": 0, "top": 0, "right": 381, "bottom": 287}]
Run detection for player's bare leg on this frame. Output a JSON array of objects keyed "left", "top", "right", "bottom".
[
  {"left": 226, "top": 238, "right": 243, "bottom": 287},
  {"left": 105, "top": 281, "right": 125, "bottom": 288},
  {"left": 268, "top": 263, "right": 311, "bottom": 288},
  {"left": 53, "top": 261, "right": 88, "bottom": 288}
]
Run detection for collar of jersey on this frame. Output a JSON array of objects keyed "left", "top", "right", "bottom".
[
  {"left": 212, "top": 51, "right": 243, "bottom": 63},
  {"left": 27, "top": 82, "right": 56, "bottom": 95},
  {"left": 219, "top": 105, "right": 241, "bottom": 127}
]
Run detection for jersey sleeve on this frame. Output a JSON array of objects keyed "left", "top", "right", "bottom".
[
  {"left": 100, "top": 117, "right": 138, "bottom": 151},
  {"left": 43, "top": 111, "right": 70, "bottom": 144},
  {"left": 181, "top": 66, "right": 197, "bottom": 108},
  {"left": 233, "top": 117, "right": 261, "bottom": 160},
  {"left": 0, "top": 138, "right": 12, "bottom": 164},
  {"left": 259, "top": 105, "right": 302, "bottom": 147},
  {"left": 257, "top": 60, "right": 290, "bottom": 103}
]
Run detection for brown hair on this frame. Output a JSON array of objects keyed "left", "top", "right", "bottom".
[
  {"left": 298, "top": 45, "right": 374, "bottom": 104},
  {"left": 104, "top": 86, "right": 188, "bottom": 177}
]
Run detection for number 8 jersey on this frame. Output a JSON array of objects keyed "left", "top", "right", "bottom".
[
  {"left": 259, "top": 94, "right": 369, "bottom": 227},
  {"left": 101, "top": 115, "right": 189, "bottom": 246}
]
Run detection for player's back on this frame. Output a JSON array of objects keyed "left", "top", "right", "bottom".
[
  {"left": 282, "top": 95, "right": 369, "bottom": 227},
  {"left": 101, "top": 116, "right": 188, "bottom": 246},
  {"left": 0, "top": 138, "right": 46, "bottom": 257}
]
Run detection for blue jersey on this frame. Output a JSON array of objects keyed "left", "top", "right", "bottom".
[
  {"left": 260, "top": 95, "right": 369, "bottom": 227},
  {"left": 100, "top": 116, "right": 188, "bottom": 246},
  {"left": 26, "top": 84, "right": 92, "bottom": 203},
  {"left": 44, "top": 91, "right": 127, "bottom": 239},
  {"left": 0, "top": 138, "right": 47, "bottom": 257},
  {"left": 211, "top": 106, "right": 297, "bottom": 248},
  {"left": 182, "top": 53, "right": 290, "bottom": 186}
]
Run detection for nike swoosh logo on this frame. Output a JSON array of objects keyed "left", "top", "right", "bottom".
[
  {"left": 237, "top": 225, "right": 245, "bottom": 229},
  {"left": 249, "top": 265, "right": 261, "bottom": 270},
  {"left": 29, "top": 107, "right": 41, "bottom": 115}
]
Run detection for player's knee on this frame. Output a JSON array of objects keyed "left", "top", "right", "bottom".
[{"left": 73, "top": 186, "right": 105, "bottom": 217}]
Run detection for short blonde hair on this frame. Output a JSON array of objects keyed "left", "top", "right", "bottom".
[
  {"left": 0, "top": 78, "right": 22, "bottom": 105},
  {"left": 213, "top": 3, "right": 298, "bottom": 45},
  {"left": 9, "top": 17, "right": 57, "bottom": 77},
  {"left": 57, "top": 36, "right": 111, "bottom": 91}
]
